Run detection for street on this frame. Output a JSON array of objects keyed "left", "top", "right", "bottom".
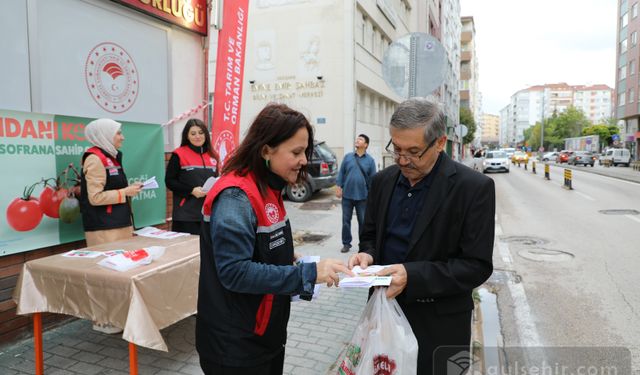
[{"left": 486, "top": 161, "right": 640, "bottom": 373}]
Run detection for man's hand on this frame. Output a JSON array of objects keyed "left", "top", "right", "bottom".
[
  {"left": 316, "top": 259, "right": 353, "bottom": 287},
  {"left": 347, "top": 252, "right": 373, "bottom": 270},
  {"left": 335, "top": 186, "right": 343, "bottom": 199},
  {"left": 376, "top": 264, "right": 408, "bottom": 298}
]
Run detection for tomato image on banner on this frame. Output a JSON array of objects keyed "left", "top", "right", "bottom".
[{"left": 0, "top": 109, "right": 166, "bottom": 256}]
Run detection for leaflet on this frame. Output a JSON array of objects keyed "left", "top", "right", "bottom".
[
  {"left": 141, "top": 176, "right": 159, "bottom": 190},
  {"left": 134, "top": 226, "right": 190, "bottom": 239},
  {"left": 339, "top": 265, "right": 392, "bottom": 288}
]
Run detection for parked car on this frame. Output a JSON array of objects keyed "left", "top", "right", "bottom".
[
  {"left": 556, "top": 150, "right": 573, "bottom": 164},
  {"left": 284, "top": 141, "right": 338, "bottom": 202},
  {"left": 568, "top": 151, "right": 596, "bottom": 167},
  {"left": 482, "top": 151, "right": 510, "bottom": 173},
  {"left": 511, "top": 151, "right": 529, "bottom": 164},
  {"left": 540, "top": 151, "right": 558, "bottom": 162},
  {"left": 602, "top": 148, "right": 631, "bottom": 167}
]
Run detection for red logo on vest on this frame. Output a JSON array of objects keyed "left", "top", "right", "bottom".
[
  {"left": 265, "top": 203, "right": 279, "bottom": 224},
  {"left": 85, "top": 42, "right": 139, "bottom": 113},
  {"left": 373, "top": 354, "right": 396, "bottom": 375}
]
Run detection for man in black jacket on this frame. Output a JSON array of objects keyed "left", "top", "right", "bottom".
[{"left": 348, "top": 97, "right": 495, "bottom": 374}]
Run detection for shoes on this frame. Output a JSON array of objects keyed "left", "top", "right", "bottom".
[
  {"left": 340, "top": 245, "right": 351, "bottom": 253},
  {"left": 92, "top": 323, "right": 123, "bottom": 334}
]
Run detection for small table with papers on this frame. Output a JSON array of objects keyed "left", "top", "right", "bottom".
[{"left": 13, "top": 234, "right": 200, "bottom": 375}]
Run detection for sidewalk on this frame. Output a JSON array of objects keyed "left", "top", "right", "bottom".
[{"left": 0, "top": 190, "right": 369, "bottom": 375}]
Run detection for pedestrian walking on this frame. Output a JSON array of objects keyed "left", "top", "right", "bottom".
[
  {"left": 336, "top": 134, "right": 376, "bottom": 253},
  {"left": 348, "top": 98, "right": 495, "bottom": 374}
]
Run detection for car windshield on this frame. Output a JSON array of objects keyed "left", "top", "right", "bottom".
[
  {"left": 486, "top": 152, "right": 506, "bottom": 159},
  {"left": 315, "top": 142, "right": 335, "bottom": 160}
]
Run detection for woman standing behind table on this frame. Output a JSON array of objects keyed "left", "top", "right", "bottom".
[
  {"left": 80, "top": 118, "right": 142, "bottom": 247},
  {"left": 196, "top": 104, "right": 351, "bottom": 374},
  {"left": 165, "top": 119, "right": 220, "bottom": 234},
  {"left": 80, "top": 118, "right": 142, "bottom": 335}
]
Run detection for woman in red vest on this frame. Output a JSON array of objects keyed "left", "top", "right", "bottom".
[
  {"left": 196, "top": 104, "right": 352, "bottom": 374},
  {"left": 80, "top": 118, "right": 142, "bottom": 335},
  {"left": 165, "top": 119, "right": 220, "bottom": 234},
  {"left": 80, "top": 118, "right": 142, "bottom": 247}
]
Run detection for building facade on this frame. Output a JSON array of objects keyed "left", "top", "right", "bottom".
[
  {"left": 500, "top": 83, "right": 614, "bottom": 146},
  {"left": 216, "top": 0, "right": 461, "bottom": 166},
  {"left": 480, "top": 113, "right": 500, "bottom": 145},
  {"left": 616, "top": 0, "right": 640, "bottom": 159},
  {"left": 460, "top": 16, "right": 479, "bottom": 120}
]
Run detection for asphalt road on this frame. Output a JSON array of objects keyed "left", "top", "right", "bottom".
[{"left": 486, "top": 162, "right": 640, "bottom": 374}]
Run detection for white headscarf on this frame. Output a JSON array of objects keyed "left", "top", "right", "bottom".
[{"left": 85, "top": 118, "right": 122, "bottom": 158}]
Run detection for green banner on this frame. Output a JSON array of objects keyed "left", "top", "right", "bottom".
[{"left": 0, "top": 109, "right": 166, "bottom": 256}]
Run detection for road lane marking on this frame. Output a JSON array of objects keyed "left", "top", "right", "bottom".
[
  {"left": 575, "top": 191, "right": 595, "bottom": 201},
  {"left": 497, "top": 240, "right": 511, "bottom": 264},
  {"left": 508, "top": 275, "right": 544, "bottom": 347},
  {"left": 625, "top": 215, "right": 640, "bottom": 223},
  {"left": 497, "top": 240, "right": 543, "bottom": 347}
]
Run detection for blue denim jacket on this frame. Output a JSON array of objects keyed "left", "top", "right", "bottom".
[{"left": 209, "top": 187, "right": 317, "bottom": 296}]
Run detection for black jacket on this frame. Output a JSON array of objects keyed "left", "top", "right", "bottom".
[{"left": 359, "top": 153, "right": 495, "bottom": 373}]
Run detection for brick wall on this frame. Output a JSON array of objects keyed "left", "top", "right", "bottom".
[{"left": 0, "top": 153, "right": 173, "bottom": 347}]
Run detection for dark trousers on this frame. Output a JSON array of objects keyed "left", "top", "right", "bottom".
[
  {"left": 341, "top": 198, "right": 367, "bottom": 247},
  {"left": 401, "top": 304, "right": 472, "bottom": 375},
  {"left": 199, "top": 350, "right": 285, "bottom": 375},
  {"left": 171, "top": 220, "right": 201, "bottom": 235}
]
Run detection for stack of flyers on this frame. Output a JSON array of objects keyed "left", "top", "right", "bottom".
[
  {"left": 134, "top": 226, "right": 190, "bottom": 239},
  {"left": 339, "top": 265, "right": 392, "bottom": 288},
  {"left": 141, "top": 176, "right": 159, "bottom": 190},
  {"left": 62, "top": 250, "right": 102, "bottom": 258}
]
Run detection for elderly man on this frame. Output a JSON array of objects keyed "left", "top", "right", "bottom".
[{"left": 349, "top": 98, "right": 495, "bottom": 374}]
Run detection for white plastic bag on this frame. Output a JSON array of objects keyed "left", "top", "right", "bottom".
[{"left": 338, "top": 287, "right": 418, "bottom": 375}]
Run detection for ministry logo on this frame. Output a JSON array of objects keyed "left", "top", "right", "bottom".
[{"left": 85, "top": 42, "right": 139, "bottom": 113}]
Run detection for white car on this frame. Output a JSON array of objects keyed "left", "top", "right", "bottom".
[
  {"left": 602, "top": 148, "right": 631, "bottom": 167},
  {"left": 540, "top": 151, "right": 558, "bottom": 162},
  {"left": 483, "top": 151, "right": 510, "bottom": 173}
]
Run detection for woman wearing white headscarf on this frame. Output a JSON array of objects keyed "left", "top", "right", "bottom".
[{"left": 79, "top": 118, "right": 142, "bottom": 247}]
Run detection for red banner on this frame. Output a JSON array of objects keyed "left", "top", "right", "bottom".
[{"left": 211, "top": 0, "right": 249, "bottom": 165}]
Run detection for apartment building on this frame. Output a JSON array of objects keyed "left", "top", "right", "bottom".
[
  {"left": 210, "top": 0, "right": 461, "bottom": 164},
  {"left": 480, "top": 113, "right": 500, "bottom": 145},
  {"left": 500, "top": 83, "right": 613, "bottom": 146},
  {"left": 460, "top": 16, "right": 479, "bottom": 120},
  {"left": 615, "top": 0, "right": 640, "bottom": 159}
]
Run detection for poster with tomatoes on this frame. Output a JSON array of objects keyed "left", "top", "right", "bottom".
[{"left": 0, "top": 109, "right": 166, "bottom": 256}]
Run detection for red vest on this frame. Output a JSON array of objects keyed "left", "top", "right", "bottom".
[
  {"left": 79, "top": 147, "right": 131, "bottom": 231},
  {"left": 171, "top": 145, "right": 218, "bottom": 222},
  {"left": 198, "top": 171, "right": 293, "bottom": 367}
]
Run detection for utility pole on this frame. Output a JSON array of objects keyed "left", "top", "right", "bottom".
[{"left": 540, "top": 90, "right": 545, "bottom": 153}]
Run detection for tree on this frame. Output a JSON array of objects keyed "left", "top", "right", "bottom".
[
  {"left": 459, "top": 107, "right": 476, "bottom": 144},
  {"left": 582, "top": 124, "right": 619, "bottom": 147}
]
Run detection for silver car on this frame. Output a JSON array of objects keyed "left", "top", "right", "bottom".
[{"left": 483, "top": 151, "right": 510, "bottom": 173}]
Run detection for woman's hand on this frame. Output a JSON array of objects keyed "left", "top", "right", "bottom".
[
  {"left": 315, "top": 259, "right": 353, "bottom": 287},
  {"left": 191, "top": 186, "right": 206, "bottom": 198},
  {"left": 123, "top": 183, "right": 143, "bottom": 197}
]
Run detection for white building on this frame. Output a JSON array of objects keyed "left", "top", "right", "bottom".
[
  {"left": 209, "top": 0, "right": 461, "bottom": 166},
  {"left": 500, "top": 83, "right": 614, "bottom": 146}
]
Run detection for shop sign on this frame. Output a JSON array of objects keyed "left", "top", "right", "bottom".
[{"left": 112, "top": 0, "right": 208, "bottom": 35}]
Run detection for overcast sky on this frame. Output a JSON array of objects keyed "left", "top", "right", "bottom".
[{"left": 460, "top": 0, "right": 617, "bottom": 115}]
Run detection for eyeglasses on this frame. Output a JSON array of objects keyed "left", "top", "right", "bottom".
[{"left": 385, "top": 137, "right": 437, "bottom": 161}]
